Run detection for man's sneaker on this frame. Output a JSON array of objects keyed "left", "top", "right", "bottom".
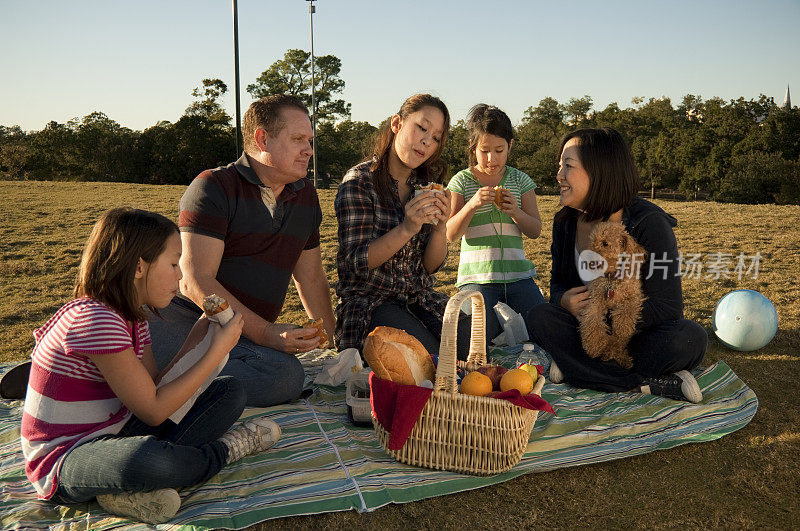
[
  {"left": 549, "top": 360, "right": 564, "bottom": 383},
  {"left": 640, "top": 370, "right": 702, "bottom": 403},
  {"left": 219, "top": 417, "right": 282, "bottom": 464},
  {"left": 96, "top": 488, "right": 180, "bottom": 524}
]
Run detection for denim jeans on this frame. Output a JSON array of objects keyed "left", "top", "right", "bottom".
[
  {"left": 459, "top": 277, "right": 546, "bottom": 345},
  {"left": 148, "top": 297, "right": 305, "bottom": 407},
  {"left": 369, "top": 300, "right": 473, "bottom": 361},
  {"left": 525, "top": 303, "right": 708, "bottom": 392},
  {"left": 54, "top": 376, "right": 245, "bottom": 504}
]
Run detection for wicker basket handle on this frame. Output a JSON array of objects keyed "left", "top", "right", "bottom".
[{"left": 434, "top": 290, "right": 487, "bottom": 394}]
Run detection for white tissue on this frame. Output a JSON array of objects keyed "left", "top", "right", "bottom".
[
  {"left": 314, "top": 348, "right": 363, "bottom": 386},
  {"left": 493, "top": 302, "right": 529, "bottom": 346},
  {"left": 158, "top": 306, "right": 235, "bottom": 424}
]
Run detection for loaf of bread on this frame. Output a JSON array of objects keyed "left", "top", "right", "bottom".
[
  {"left": 302, "top": 318, "right": 329, "bottom": 349},
  {"left": 362, "top": 326, "right": 435, "bottom": 386}
]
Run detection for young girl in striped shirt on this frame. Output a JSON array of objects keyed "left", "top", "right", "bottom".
[
  {"left": 21, "top": 208, "right": 281, "bottom": 524},
  {"left": 446, "top": 104, "right": 546, "bottom": 344}
]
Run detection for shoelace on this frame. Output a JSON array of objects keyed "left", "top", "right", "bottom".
[
  {"left": 646, "top": 375, "right": 678, "bottom": 387},
  {"left": 226, "top": 422, "right": 262, "bottom": 461}
]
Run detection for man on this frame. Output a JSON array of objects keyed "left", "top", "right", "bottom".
[{"left": 149, "top": 94, "right": 336, "bottom": 407}]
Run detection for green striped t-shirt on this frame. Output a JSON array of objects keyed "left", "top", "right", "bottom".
[{"left": 447, "top": 167, "right": 538, "bottom": 286}]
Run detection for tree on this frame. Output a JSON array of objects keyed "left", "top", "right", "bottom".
[
  {"left": 134, "top": 79, "right": 236, "bottom": 185},
  {"left": 185, "top": 78, "right": 231, "bottom": 127},
  {"left": 247, "top": 49, "right": 351, "bottom": 123},
  {"left": 26, "top": 120, "right": 81, "bottom": 180},
  {"left": 71, "top": 112, "right": 138, "bottom": 182},
  {"left": 514, "top": 119, "right": 560, "bottom": 190},
  {"left": 717, "top": 151, "right": 794, "bottom": 204},
  {"left": 441, "top": 120, "right": 469, "bottom": 179},
  {"left": 0, "top": 125, "right": 28, "bottom": 179},
  {"left": 564, "top": 95, "right": 593, "bottom": 127},
  {"left": 523, "top": 97, "right": 564, "bottom": 139},
  {"left": 314, "top": 120, "right": 376, "bottom": 186}
]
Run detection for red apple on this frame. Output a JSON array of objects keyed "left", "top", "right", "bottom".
[{"left": 477, "top": 365, "right": 509, "bottom": 390}]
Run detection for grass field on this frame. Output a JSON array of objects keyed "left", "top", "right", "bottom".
[{"left": 1, "top": 180, "right": 799, "bottom": 529}]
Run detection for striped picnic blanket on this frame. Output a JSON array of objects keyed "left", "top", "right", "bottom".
[{"left": 0, "top": 347, "right": 757, "bottom": 530}]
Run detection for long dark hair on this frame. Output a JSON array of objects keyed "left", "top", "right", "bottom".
[
  {"left": 559, "top": 128, "right": 640, "bottom": 221},
  {"left": 369, "top": 94, "right": 450, "bottom": 206},
  {"left": 466, "top": 104, "right": 515, "bottom": 166},
  {"left": 74, "top": 208, "right": 178, "bottom": 322}
]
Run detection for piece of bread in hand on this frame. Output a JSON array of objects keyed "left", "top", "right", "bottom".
[
  {"left": 420, "top": 182, "right": 445, "bottom": 194},
  {"left": 202, "top": 294, "right": 229, "bottom": 316},
  {"left": 301, "top": 318, "right": 329, "bottom": 349},
  {"left": 362, "top": 326, "right": 435, "bottom": 386},
  {"left": 202, "top": 293, "right": 235, "bottom": 325},
  {"left": 493, "top": 185, "right": 507, "bottom": 208}
]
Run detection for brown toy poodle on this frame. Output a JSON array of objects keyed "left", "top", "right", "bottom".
[{"left": 579, "top": 221, "right": 647, "bottom": 369}]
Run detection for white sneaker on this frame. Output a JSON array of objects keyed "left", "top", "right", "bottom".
[
  {"left": 549, "top": 360, "right": 564, "bottom": 383},
  {"left": 96, "top": 488, "right": 180, "bottom": 524},
  {"left": 640, "top": 370, "right": 703, "bottom": 403},
  {"left": 219, "top": 417, "right": 282, "bottom": 464}
]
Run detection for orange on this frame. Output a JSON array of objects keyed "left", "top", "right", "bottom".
[
  {"left": 460, "top": 371, "right": 493, "bottom": 397},
  {"left": 499, "top": 368, "right": 534, "bottom": 395},
  {"left": 517, "top": 361, "right": 539, "bottom": 385}
]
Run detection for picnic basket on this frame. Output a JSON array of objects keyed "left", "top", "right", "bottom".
[{"left": 372, "top": 289, "right": 546, "bottom": 476}]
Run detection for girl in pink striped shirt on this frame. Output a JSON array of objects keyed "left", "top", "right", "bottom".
[{"left": 22, "top": 208, "right": 281, "bottom": 524}]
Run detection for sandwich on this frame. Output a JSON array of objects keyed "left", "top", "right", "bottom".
[
  {"left": 203, "top": 294, "right": 234, "bottom": 325},
  {"left": 493, "top": 185, "right": 507, "bottom": 208},
  {"left": 301, "top": 318, "right": 329, "bottom": 349}
]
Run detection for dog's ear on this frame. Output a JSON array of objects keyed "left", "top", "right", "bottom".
[{"left": 623, "top": 232, "right": 647, "bottom": 258}]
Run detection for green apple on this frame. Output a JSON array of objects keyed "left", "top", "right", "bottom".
[{"left": 517, "top": 359, "right": 539, "bottom": 385}]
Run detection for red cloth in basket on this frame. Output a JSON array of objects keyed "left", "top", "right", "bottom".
[{"left": 369, "top": 369, "right": 555, "bottom": 451}]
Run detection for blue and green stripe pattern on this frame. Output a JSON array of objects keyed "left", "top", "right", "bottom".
[{"left": 447, "top": 167, "right": 538, "bottom": 286}]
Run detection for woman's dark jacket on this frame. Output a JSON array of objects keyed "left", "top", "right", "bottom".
[{"left": 549, "top": 197, "right": 684, "bottom": 331}]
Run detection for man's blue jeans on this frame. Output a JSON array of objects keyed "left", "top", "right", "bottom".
[
  {"left": 459, "top": 277, "right": 545, "bottom": 344},
  {"left": 54, "top": 376, "right": 244, "bottom": 503},
  {"left": 148, "top": 297, "right": 305, "bottom": 407}
]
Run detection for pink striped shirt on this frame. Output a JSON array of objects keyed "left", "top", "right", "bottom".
[{"left": 20, "top": 297, "right": 151, "bottom": 499}]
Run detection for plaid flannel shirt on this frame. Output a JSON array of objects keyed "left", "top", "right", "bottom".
[{"left": 334, "top": 161, "right": 449, "bottom": 351}]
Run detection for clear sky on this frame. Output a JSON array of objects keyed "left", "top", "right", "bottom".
[{"left": 1, "top": 0, "right": 798, "bottom": 132}]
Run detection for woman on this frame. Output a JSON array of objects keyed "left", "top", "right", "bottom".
[
  {"left": 334, "top": 94, "right": 471, "bottom": 360},
  {"left": 526, "top": 128, "right": 707, "bottom": 402}
]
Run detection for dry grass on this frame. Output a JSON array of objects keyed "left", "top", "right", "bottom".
[{"left": 1, "top": 181, "right": 799, "bottom": 529}]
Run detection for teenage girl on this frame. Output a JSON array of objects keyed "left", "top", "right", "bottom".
[
  {"left": 335, "top": 93, "right": 472, "bottom": 360},
  {"left": 526, "top": 128, "right": 707, "bottom": 402},
  {"left": 446, "top": 104, "right": 545, "bottom": 344},
  {"left": 21, "top": 208, "right": 281, "bottom": 524}
]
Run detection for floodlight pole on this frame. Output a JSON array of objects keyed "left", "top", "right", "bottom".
[
  {"left": 307, "top": 0, "right": 317, "bottom": 187},
  {"left": 232, "top": 0, "right": 242, "bottom": 155}
]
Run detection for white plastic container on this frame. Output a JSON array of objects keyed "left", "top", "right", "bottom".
[{"left": 345, "top": 368, "right": 373, "bottom": 426}]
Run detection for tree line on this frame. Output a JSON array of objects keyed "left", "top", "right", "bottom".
[{"left": 1, "top": 49, "right": 798, "bottom": 204}]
